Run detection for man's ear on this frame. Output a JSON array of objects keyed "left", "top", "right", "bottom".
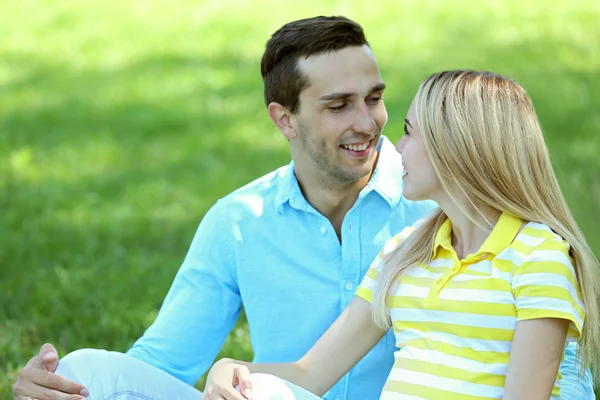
[{"left": 268, "top": 102, "right": 297, "bottom": 140}]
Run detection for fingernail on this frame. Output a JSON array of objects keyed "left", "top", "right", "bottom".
[
  {"left": 80, "top": 388, "right": 90, "bottom": 396},
  {"left": 42, "top": 352, "right": 57, "bottom": 361},
  {"left": 245, "top": 388, "right": 252, "bottom": 399}
]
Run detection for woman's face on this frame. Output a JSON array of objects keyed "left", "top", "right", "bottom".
[{"left": 395, "top": 98, "right": 443, "bottom": 201}]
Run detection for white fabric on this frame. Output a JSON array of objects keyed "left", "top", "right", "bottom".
[{"left": 55, "top": 349, "right": 321, "bottom": 400}]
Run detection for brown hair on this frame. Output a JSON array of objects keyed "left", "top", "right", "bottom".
[{"left": 260, "top": 16, "right": 369, "bottom": 113}]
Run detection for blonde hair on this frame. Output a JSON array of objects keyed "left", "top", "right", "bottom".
[{"left": 372, "top": 70, "right": 600, "bottom": 380}]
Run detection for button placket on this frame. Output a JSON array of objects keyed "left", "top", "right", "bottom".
[
  {"left": 431, "top": 258, "right": 459, "bottom": 297},
  {"left": 340, "top": 211, "right": 361, "bottom": 306}
]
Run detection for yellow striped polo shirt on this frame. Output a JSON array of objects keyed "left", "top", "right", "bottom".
[{"left": 356, "top": 212, "right": 584, "bottom": 399}]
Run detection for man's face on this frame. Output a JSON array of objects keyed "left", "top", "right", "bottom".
[{"left": 290, "top": 45, "right": 388, "bottom": 185}]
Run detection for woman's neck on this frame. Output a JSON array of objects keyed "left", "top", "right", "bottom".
[{"left": 436, "top": 195, "right": 501, "bottom": 259}]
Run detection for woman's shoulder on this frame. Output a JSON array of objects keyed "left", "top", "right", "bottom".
[
  {"left": 515, "top": 220, "right": 569, "bottom": 249},
  {"left": 504, "top": 220, "right": 573, "bottom": 270}
]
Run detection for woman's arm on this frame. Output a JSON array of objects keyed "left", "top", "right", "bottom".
[
  {"left": 502, "top": 318, "right": 570, "bottom": 400},
  {"left": 203, "top": 296, "right": 388, "bottom": 399}
]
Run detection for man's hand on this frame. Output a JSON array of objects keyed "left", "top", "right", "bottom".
[
  {"left": 13, "top": 343, "right": 89, "bottom": 400},
  {"left": 202, "top": 358, "right": 252, "bottom": 400}
]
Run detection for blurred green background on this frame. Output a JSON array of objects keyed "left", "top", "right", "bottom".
[{"left": 1, "top": 0, "right": 599, "bottom": 398}]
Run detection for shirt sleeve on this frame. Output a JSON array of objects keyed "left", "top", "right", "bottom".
[
  {"left": 126, "top": 199, "right": 242, "bottom": 386},
  {"left": 356, "top": 226, "right": 415, "bottom": 303},
  {"left": 559, "top": 342, "right": 595, "bottom": 398},
  {"left": 512, "top": 237, "right": 585, "bottom": 341}
]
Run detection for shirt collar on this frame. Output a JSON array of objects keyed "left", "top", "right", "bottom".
[
  {"left": 365, "top": 136, "right": 404, "bottom": 208},
  {"left": 274, "top": 135, "right": 404, "bottom": 214},
  {"left": 274, "top": 160, "right": 308, "bottom": 213},
  {"left": 433, "top": 212, "right": 524, "bottom": 257}
]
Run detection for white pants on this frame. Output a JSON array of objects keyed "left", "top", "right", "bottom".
[
  {"left": 56, "top": 349, "right": 321, "bottom": 400},
  {"left": 54, "top": 348, "right": 593, "bottom": 399}
]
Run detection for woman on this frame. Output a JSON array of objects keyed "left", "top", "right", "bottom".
[{"left": 202, "top": 70, "right": 600, "bottom": 399}]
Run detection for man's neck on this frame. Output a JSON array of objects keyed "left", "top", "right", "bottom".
[
  {"left": 295, "top": 167, "right": 375, "bottom": 241},
  {"left": 305, "top": 181, "right": 365, "bottom": 223}
]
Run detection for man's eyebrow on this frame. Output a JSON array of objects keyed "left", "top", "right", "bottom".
[
  {"left": 319, "top": 91, "right": 355, "bottom": 101},
  {"left": 405, "top": 118, "right": 412, "bottom": 128},
  {"left": 318, "top": 82, "right": 387, "bottom": 101},
  {"left": 370, "top": 82, "right": 386, "bottom": 93}
]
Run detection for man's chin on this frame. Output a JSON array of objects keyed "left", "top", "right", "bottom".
[{"left": 337, "top": 165, "right": 375, "bottom": 184}]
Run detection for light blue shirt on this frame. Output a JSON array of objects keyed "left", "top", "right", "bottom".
[{"left": 126, "top": 136, "right": 594, "bottom": 399}]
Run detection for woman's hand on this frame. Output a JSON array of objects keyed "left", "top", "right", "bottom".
[
  {"left": 201, "top": 296, "right": 384, "bottom": 399},
  {"left": 202, "top": 358, "right": 253, "bottom": 400}
]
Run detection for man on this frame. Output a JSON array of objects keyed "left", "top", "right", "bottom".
[{"left": 13, "top": 16, "right": 594, "bottom": 400}]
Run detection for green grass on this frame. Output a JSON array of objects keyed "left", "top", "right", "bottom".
[{"left": 1, "top": 0, "right": 599, "bottom": 398}]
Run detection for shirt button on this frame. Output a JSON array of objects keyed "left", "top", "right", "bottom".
[
  {"left": 345, "top": 281, "right": 353, "bottom": 291},
  {"left": 348, "top": 223, "right": 352, "bottom": 231},
  {"left": 320, "top": 226, "right": 326, "bottom": 234}
]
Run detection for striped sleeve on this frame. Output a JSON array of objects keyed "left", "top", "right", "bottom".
[
  {"left": 512, "top": 237, "right": 585, "bottom": 340},
  {"left": 356, "top": 226, "right": 415, "bottom": 303}
]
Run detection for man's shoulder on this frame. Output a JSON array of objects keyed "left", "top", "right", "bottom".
[
  {"left": 213, "top": 164, "right": 290, "bottom": 217},
  {"left": 399, "top": 197, "right": 438, "bottom": 214}
]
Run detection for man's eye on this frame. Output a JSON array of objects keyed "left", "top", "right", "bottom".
[
  {"left": 328, "top": 104, "right": 347, "bottom": 111},
  {"left": 369, "top": 97, "right": 383, "bottom": 104}
]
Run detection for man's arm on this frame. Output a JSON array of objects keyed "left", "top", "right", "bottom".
[
  {"left": 558, "top": 342, "right": 595, "bottom": 399},
  {"left": 13, "top": 201, "right": 240, "bottom": 398},
  {"left": 127, "top": 199, "right": 242, "bottom": 386}
]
